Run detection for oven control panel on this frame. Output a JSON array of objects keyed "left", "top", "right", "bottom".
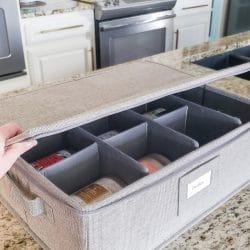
[{"left": 95, "top": 0, "right": 177, "bottom": 20}]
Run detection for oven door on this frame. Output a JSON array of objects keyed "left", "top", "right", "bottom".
[
  {"left": 98, "top": 11, "right": 175, "bottom": 68},
  {"left": 0, "top": 0, "right": 25, "bottom": 78}
]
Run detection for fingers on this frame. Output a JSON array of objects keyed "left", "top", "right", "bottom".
[
  {"left": 0, "top": 123, "right": 23, "bottom": 156},
  {"left": 1, "top": 140, "right": 37, "bottom": 173},
  {"left": 0, "top": 123, "right": 22, "bottom": 139}
]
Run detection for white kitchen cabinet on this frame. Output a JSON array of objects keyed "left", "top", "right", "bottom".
[
  {"left": 174, "top": 0, "right": 212, "bottom": 14},
  {"left": 22, "top": 10, "right": 95, "bottom": 85},
  {"left": 173, "top": 0, "right": 212, "bottom": 49}
]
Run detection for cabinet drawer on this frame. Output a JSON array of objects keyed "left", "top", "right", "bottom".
[
  {"left": 174, "top": 0, "right": 212, "bottom": 14},
  {"left": 22, "top": 11, "right": 94, "bottom": 46}
]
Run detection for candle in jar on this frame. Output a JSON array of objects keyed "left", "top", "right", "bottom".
[
  {"left": 138, "top": 153, "right": 171, "bottom": 174},
  {"left": 71, "top": 177, "right": 124, "bottom": 205}
]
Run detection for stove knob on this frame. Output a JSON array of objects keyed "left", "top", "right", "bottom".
[{"left": 113, "top": 0, "right": 119, "bottom": 5}]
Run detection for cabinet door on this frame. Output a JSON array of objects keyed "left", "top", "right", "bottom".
[
  {"left": 174, "top": 12, "right": 211, "bottom": 49},
  {"left": 22, "top": 10, "right": 95, "bottom": 85},
  {"left": 175, "top": 23, "right": 208, "bottom": 49},
  {"left": 30, "top": 49, "right": 92, "bottom": 84},
  {"left": 26, "top": 38, "right": 93, "bottom": 84}
]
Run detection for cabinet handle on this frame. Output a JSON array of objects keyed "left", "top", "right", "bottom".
[
  {"left": 0, "top": 54, "right": 11, "bottom": 60},
  {"left": 40, "top": 24, "right": 84, "bottom": 34},
  {"left": 175, "top": 29, "right": 179, "bottom": 49},
  {"left": 182, "top": 4, "right": 209, "bottom": 10},
  {"left": 87, "top": 47, "right": 94, "bottom": 72}
]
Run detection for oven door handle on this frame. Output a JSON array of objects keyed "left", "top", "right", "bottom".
[{"left": 100, "top": 14, "right": 176, "bottom": 32}]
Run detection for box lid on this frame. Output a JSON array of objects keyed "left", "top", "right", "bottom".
[{"left": 2, "top": 61, "right": 249, "bottom": 145}]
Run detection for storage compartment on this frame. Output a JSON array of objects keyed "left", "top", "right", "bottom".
[
  {"left": 22, "top": 128, "right": 94, "bottom": 171},
  {"left": 132, "top": 100, "right": 183, "bottom": 118},
  {"left": 132, "top": 94, "right": 241, "bottom": 145},
  {"left": 105, "top": 122, "right": 198, "bottom": 168},
  {"left": 155, "top": 106, "right": 188, "bottom": 134},
  {"left": 155, "top": 95, "right": 241, "bottom": 145},
  {"left": 24, "top": 130, "right": 147, "bottom": 196},
  {"left": 177, "top": 86, "right": 250, "bottom": 123},
  {"left": 81, "top": 111, "right": 144, "bottom": 140}
]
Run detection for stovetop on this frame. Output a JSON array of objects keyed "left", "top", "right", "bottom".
[{"left": 95, "top": 0, "right": 177, "bottom": 20}]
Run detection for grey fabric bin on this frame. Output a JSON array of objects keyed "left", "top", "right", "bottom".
[
  {"left": 0, "top": 62, "right": 249, "bottom": 250},
  {"left": 147, "top": 95, "right": 242, "bottom": 145}
]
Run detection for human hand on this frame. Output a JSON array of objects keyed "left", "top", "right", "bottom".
[{"left": 0, "top": 123, "right": 37, "bottom": 179}]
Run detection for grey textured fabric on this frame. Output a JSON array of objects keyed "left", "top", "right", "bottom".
[
  {"left": 0, "top": 62, "right": 249, "bottom": 249},
  {"left": 3, "top": 61, "right": 250, "bottom": 146}
]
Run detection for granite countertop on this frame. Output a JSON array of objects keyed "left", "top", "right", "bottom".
[
  {"left": 0, "top": 32, "right": 249, "bottom": 249},
  {"left": 20, "top": 0, "right": 93, "bottom": 19},
  {"left": 144, "top": 31, "right": 250, "bottom": 99}
]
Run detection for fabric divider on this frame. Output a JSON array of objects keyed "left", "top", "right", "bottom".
[
  {"left": 105, "top": 122, "right": 198, "bottom": 163},
  {"left": 132, "top": 100, "right": 183, "bottom": 116},
  {"left": 23, "top": 127, "right": 147, "bottom": 195},
  {"left": 203, "top": 87, "right": 250, "bottom": 124},
  {"left": 40, "top": 143, "right": 100, "bottom": 195},
  {"left": 156, "top": 95, "right": 242, "bottom": 145},
  {"left": 22, "top": 128, "right": 94, "bottom": 163},
  {"left": 153, "top": 106, "right": 188, "bottom": 134},
  {"left": 81, "top": 110, "right": 145, "bottom": 140},
  {"left": 176, "top": 86, "right": 250, "bottom": 124},
  {"left": 176, "top": 86, "right": 205, "bottom": 104}
]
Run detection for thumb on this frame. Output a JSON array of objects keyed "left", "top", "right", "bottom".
[{"left": 2, "top": 140, "right": 37, "bottom": 169}]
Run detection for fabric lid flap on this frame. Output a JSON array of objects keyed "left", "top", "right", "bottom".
[{"left": 1, "top": 61, "right": 249, "bottom": 145}]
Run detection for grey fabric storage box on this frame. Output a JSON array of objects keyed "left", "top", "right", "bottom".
[{"left": 0, "top": 61, "right": 249, "bottom": 250}]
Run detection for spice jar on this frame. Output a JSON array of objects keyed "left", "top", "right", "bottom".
[
  {"left": 138, "top": 153, "right": 171, "bottom": 174},
  {"left": 143, "top": 108, "right": 167, "bottom": 119},
  {"left": 71, "top": 176, "right": 124, "bottom": 205},
  {"left": 32, "top": 150, "right": 71, "bottom": 171},
  {"left": 98, "top": 130, "right": 119, "bottom": 140}
]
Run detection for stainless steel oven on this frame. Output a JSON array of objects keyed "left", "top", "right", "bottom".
[
  {"left": 0, "top": 0, "right": 25, "bottom": 80},
  {"left": 97, "top": 10, "right": 175, "bottom": 68}
]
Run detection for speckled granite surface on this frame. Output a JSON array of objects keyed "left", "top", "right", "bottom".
[
  {"left": 145, "top": 31, "right": 250, "bottom": 99},
  {"left": 0, "top": 32, "right": 249, "bottom": 249},
  {"left": 165, "top": 186, "right": 250, "bottom": 250},
  {"left": 20, "top": 0, "right": 93, "bottom": 18}
]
